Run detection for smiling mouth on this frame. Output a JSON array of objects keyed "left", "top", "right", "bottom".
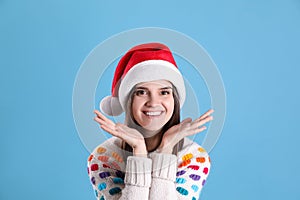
[{"left": 143, "top": 111, "right": 163, "bottom": 116}]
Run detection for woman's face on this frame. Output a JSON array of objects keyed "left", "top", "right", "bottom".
[{"left": 131, "top": 80, "right": 174, "bottom": 135}]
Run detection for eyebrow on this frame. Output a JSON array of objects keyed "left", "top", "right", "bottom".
[
  {"left": 160, "top": 87, "right": 173, "bottom": 90},
  {"left": 135, "top": 86, "right": 173, "bottom": 90}
]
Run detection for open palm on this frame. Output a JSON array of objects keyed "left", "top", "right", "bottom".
[
  {"left": 158, "top": 109, "right": 214, "bottom": 153},
  {"left": 94, "top": 110, "right": 147, "bottom": 156}
]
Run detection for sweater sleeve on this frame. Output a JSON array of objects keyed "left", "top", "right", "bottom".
[
  {"left": 148, "top": 153, "right": 178, "bottom": 200},
  {"left": 87, "top": 144, "right": 152, "bottom": 200}
]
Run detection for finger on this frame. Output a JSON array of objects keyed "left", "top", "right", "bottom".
[
  {"left": 198, "top": 109, "right": 214, "bottom": 121},
  {"left": 173, "top": 118, "right": 192, "bottom": 132},
  {"left": 94, "top": 110, "right": 112, "bottom": 123},
  {"left": 99, "top": 121, "right": 117, "bottom": 133},
  {"left": 116, "top": 124, "right": 144, "bottom": 140},
  {"left": 94, "top": 109, "right": 108, "bottom": 120},
  {"left": 115, "top": 123, "right": 132, "bottom": 133},
  {"left": 100, "top": 124, "right": 127, "bottom": 139},
  {"left": 175, "top": 118, "right": 192, "bottom": 129},
  {"left": 112, "top": 126, "right": 144, "bottom": 147},
  {"left": 192, "top": 115, "right": 213, "bottom": 128},
  {"left": 94, "top": 116, "right": 105, "bottom": 124},
  {"left": 94, "top": 116, "right": 118, "bottom": 133},
  {"left": 186, "top": 126, "right": 207, "bottom": 136},
  {"left": 94, "top": 110, "right": 115, "bottom": 126},
  {"left": 181, "top": 118, "right": 192, "bottom": 124},
  {"left": 94, "top": 109, "right": 103, "bottom": 117},
  {"left": 100, "top": 124, "right": 121, "bottom": 137},
  {"left": 99, "top": 121, "right": 140, "bottom": 145},
  {"left": 94, "top": 116, "right": 115, "bottom": 128},
  {"left": 102, "top": 124, "right": 137, "bottom": 145},
  {"left": 116, "top": 123, "right": 127, "bottom": 129}
]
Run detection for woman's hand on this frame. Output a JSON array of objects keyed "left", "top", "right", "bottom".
[
  {"left": 94, "top": 110, "right": 147, "bottom": 157},
  {"left": 157, "top": 109, "right": 214, "bottom": 154}
]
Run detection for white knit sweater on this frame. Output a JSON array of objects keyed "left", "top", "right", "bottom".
[{"left": 87, "top": 137, "right": 211, "bottom": 200}]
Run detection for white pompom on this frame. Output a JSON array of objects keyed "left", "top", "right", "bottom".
[{"left": 99, "top": 96, "right": 123, "bottom": 116}]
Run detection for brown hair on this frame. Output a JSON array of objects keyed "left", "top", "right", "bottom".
[{"left": 122, "top": 82, "right": 183, "bottom": 154}]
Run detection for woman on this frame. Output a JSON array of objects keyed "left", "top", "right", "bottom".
[{"left": 87, "top": 43, "right": 214, "bottom": 200}]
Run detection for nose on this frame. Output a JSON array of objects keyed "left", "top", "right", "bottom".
[{"left": 145, "top": 93, "right": 161, "bottom": 107}]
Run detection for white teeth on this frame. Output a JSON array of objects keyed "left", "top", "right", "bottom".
[{"left": 145, "top": 111, "right": 162, "bottom": 116}]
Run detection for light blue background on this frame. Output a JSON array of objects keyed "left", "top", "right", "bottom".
[{"left": 1, "top": 0, "right": 300, "bottom": 199}]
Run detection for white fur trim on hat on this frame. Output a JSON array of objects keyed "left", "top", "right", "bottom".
[
  {"left": 100, "top": 96, "right": 123, "bottom": 116},
  {"left": 118, "top": 60, "right": 186, "bottom": 111}
]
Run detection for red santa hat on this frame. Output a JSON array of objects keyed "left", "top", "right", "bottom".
[{"left": 100, "top": 42, "right": 186, "bottom": 116}]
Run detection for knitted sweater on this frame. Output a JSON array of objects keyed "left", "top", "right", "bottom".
[{"left": 87, "top": 137, "right": 211, "bottom": 200}]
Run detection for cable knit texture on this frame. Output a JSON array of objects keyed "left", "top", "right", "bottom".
[
  {"left": 150, "top": 153, "right": 177, "bottom": 181},
  {"left": 124, "top": 157, "right": 152, "bottom": 187},
  {"left": 87, "top": 137, "right": 211, "bottom": 200}
]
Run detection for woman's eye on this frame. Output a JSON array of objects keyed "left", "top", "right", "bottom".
[
  {"left": 161, "top": 90, "right": 171, "bottom": 95},
  {"left": 135, "top": 90, "right": 147, "bottom": 96}
]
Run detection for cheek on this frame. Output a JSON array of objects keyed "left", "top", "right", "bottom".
[
  {"left": 131, "top": 100, "right": 138, "bottom": 118},
  {"left": 131, "top": 98, "right": 142, "bottom": 118},
  {"left": 165, "top": 97, "right": 175, "bottom": 115}
]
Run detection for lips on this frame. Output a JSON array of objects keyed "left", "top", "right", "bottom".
[{"left": 142, "top": 111, "right": 163, "bottom": 116}]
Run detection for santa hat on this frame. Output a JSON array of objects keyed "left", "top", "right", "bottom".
[{"left": 100, "top": 42, "right": 186, "bottom": 116}]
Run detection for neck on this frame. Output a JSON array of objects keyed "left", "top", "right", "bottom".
[{"left": 144, "top": 130, "right": 163, "bottom": 152}]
